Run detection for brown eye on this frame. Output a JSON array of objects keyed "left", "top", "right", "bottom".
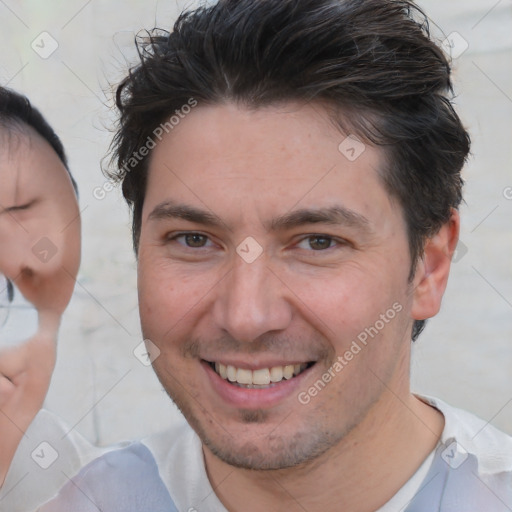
[
  {"left": 307, "top": 235, "right": 333, "bottom": 250},
  {"left": 184, "top": 233, "right": 209, "bottom": 247}
]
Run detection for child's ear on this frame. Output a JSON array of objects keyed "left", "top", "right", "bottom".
[{"left": 411, "top": 209, "right": 460, "bottom": 321}]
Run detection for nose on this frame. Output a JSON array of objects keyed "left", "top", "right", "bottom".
[
  {"left": 0, "top": 223, "right": 79, "bottom": 315},
  {"left": 213, "top": 256, "right": 293, "bottom": 343}
]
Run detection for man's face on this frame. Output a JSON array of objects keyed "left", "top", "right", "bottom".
[{"left": 138, "top": 102, "right": 417, "bottom": 469}]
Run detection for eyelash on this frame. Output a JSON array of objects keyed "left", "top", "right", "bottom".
[
  {"left": 168, "top": 232, "right": 214, "bottom": 249},
  {"left": 167, "top": 232, "right": 347, "bottom": 252},
  {"left": 7, "top": 200, "right": 37, "bottom": 212},
  {"left": 295, "top": 234, "right": 342, "bottom": 251}
]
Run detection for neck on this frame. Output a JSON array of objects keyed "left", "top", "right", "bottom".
[{"left": 204, "top": 392, "right": 443, "bottom": 512}]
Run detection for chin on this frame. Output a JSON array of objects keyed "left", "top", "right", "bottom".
[
  {"left": 203, "top": 431, "right": 336, "bottom": 470},
  {"left": 191, "top": 408, "right": 348, "bottom": 471}
]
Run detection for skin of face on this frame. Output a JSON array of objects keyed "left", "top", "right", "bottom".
[
  {"left": 0, "top": 127, "right": 80, "bottom": 324},
  {"left": 138, "top": 102, "right": 457, "bottom": 508}
]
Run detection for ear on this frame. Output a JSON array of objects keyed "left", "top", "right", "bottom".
[{"left": 411, "top": 209, "right": 460, "bottom": 321}]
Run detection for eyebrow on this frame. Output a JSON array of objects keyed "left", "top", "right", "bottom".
[
  {"left": 268, "top": 206, "right": 372, "bottom": 233},
  {"left": 148, "top": 200, "right": 372, "bottom": 234},
  {"left": 148, "top": 201, "right": 223, "bottom": 227}
]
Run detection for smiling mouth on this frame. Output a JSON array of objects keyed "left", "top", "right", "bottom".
[{"left": 205, "top": 361, "right": 315, "bottom": 388}]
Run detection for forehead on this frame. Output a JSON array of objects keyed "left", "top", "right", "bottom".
[
  {"left": 144, "top": 102, "right": 396, "bottom": 229},
  {"left": 0, "top": 126, "right": 68, "bottom": 200},
  {"left": 0, "top": 125, "right": 29, "bottom": 163}
]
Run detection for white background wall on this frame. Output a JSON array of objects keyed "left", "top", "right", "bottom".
[{"left": 0, "top": 0, "right": 511, "bottom": 446}]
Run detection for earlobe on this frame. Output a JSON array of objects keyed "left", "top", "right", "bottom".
[{"left": 411, "top": 209, "right": 460, "bottom": 321}]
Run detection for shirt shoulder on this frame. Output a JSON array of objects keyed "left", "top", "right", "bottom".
[
  {"left": 0, "top": 409, "right": 103, "bottom": 512},
  {"left": 406, "top": 395, "right": 512, "bottom": 511},
  {"left": 142, "top": 419, "right": 228, "bottom": 511},
  {"left": 39, "top": 442, "right": 179, "bottom": 512},
  {"left": 421, "top": 394, "right": 512, "bottom": 473}
]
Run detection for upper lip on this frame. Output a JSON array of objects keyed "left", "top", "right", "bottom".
[{"left": 202, "top": 357, "right": 314, "bottom": 371}]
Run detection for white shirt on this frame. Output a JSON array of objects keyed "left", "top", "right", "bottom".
[{"left": 1, "top": 395, "right": 511, "bottom": 511}]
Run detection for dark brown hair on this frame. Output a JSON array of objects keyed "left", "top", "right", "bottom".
[{"left": 109, "top": 0, "right": 470, "bottom": 341}]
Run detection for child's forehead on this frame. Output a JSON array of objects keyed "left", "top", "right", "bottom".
[{"left": 0, "top": 124, "right": 32, "bottom": 156}]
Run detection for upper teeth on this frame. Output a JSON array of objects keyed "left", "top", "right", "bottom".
[{"left": 214, "top": 363, "right": 308, "bottom": 386}]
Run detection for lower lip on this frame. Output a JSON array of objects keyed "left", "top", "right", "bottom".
[{"left": 202, "top": 361, "right": 312, "bottom": 409}]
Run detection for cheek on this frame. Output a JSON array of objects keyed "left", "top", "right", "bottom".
[
  {"left": 137, "top": 256, "right": 211, "bottom": 338},
  {"left": 288, "top": 262, "right": 402, "bottom": 337},
  {"left": 0, "top": 230, "right": 29, "bottom": 276},
  {"left": 138, "top": 265, "right": 176, "bottom": 332}
]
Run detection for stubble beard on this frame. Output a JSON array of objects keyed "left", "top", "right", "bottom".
[{"left": 153, "top": 361, "right": 377, "bottom": 472}]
